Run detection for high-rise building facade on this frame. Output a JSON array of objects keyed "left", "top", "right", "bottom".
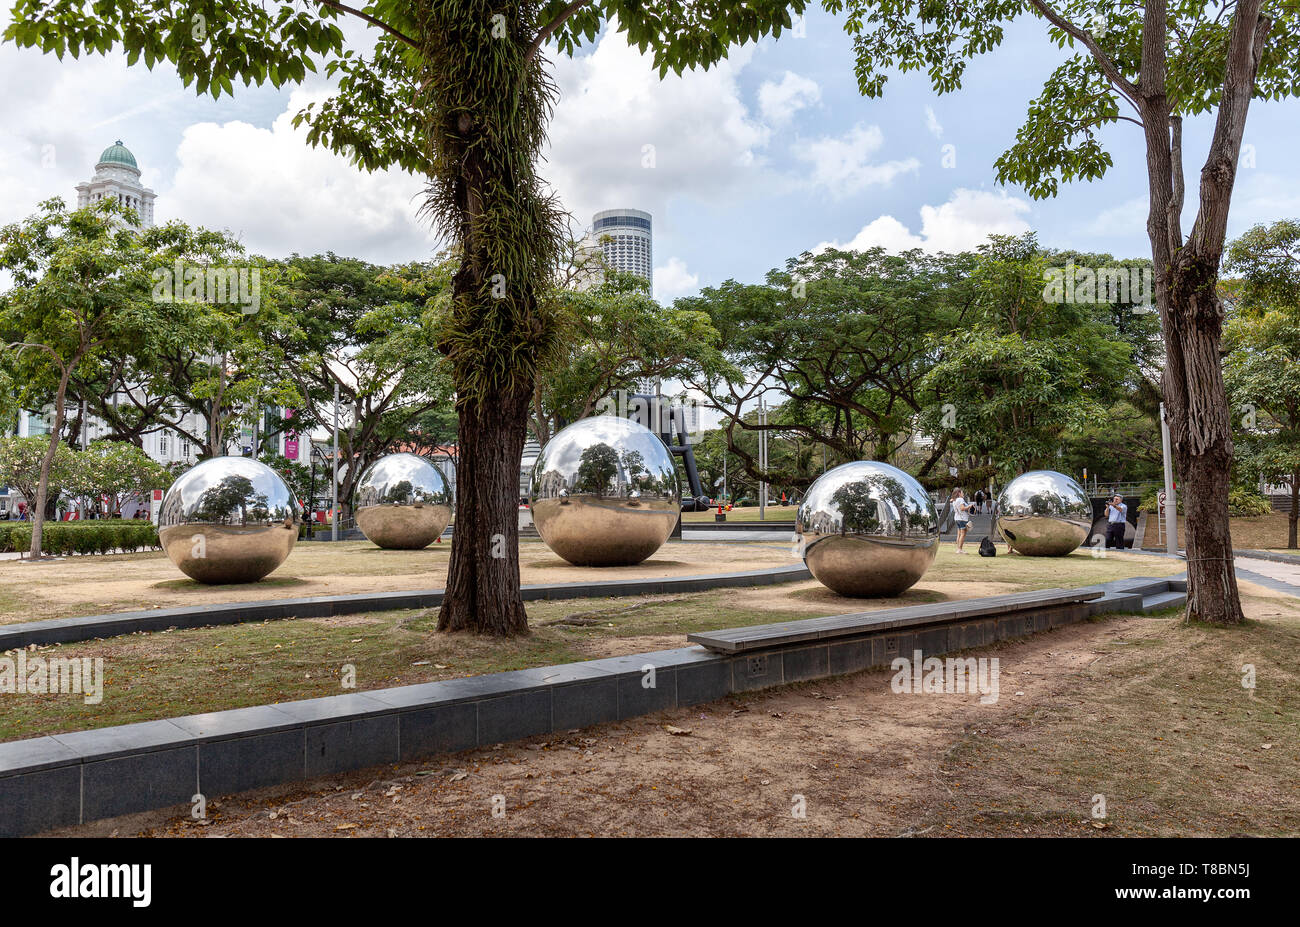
[
  {"left": 75, "top": 141, "right": 156, "bottom": 228},
  {"left": 591, "top": 208, "right": 652, "bottom": 288}
]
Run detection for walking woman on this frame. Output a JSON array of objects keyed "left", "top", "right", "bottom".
[{"left": 951, "top": 488, "right": 974, "bottom": 553}]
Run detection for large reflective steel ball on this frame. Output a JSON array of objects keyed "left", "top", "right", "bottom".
[
  {"left": 355, "top": 453, "right": 453, "bottom": 550},
  {"left": 530, "top": 416, "right": 680, "bottom": 566},
  {"left": 157, "top": 456, "right": 300, "bottom": 584},
  {"left": 796, "top": 461, "right": 940, "bottom": 597},
  {"left": 996, "top": 470, "right": 1092, "bottom": 556}
]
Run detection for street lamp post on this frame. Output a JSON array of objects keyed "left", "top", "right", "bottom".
[
  {"left": 1160, "top": 402, "right": 1179, "bottom": 556},
  {"left": 757, "top": 400, "right": 765, "bottom": 521},
  {"left": 332, "top": 382, "right": 340, "bottom": 543}
]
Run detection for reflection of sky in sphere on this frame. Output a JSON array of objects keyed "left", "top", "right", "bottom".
[
  {"left": 998, "top": 470, "right": 1091, "bottom": 519},
  {"left": 532, "top": 416, "right": 678, "bottom": 501},
  {"left": 798, "top": 461, "right": 938, "bottom": 540},
  {"left": 356, "top": 453, "right": 451, "bottom": 506},
  {"left": 159, "top": 457, "right": 298, "bottom": 527}
]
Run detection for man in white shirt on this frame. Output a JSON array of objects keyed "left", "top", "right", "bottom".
[{"left": 1105, "top": 495, "right": 1128, "bottom": 549}]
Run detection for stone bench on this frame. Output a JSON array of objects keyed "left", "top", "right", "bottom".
[{"left": 687, "top": 587, "right": 1105, "bottom": 654}]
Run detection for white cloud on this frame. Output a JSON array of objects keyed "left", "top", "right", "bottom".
[
  {"left": 924, "top": 105, "right": 944, "bottom": 138},
  {"left": 162, "top": 90, "right": 436, "bottom": 262},
  {"left": 545, "top": 30, "right": 773, "bottom": 229},
  {"left": 817, "top": 188, "right": 1033, "bottom": 253},
  {"left": 653, "top": 256, "right": 700, "bottom": 302},
  {"left": 1083, "top": 195, "right": 1148, "bottom": 238},
  {"left": 792, "top": 123, "right": 920, "bottom": 198},
  {"left": 758, "top": 71, "right": 821, "bottom": 127}
]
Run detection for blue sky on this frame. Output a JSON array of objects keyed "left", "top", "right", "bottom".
[{"left": 2, "top": 5, "right": 1297, "bottom": 304}]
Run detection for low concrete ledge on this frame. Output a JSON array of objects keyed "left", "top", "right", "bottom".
[
  {"left": 681, "top": 521, "right": 797, "bottom": 532},
  {"left": 0, "top": 574, "right": 1179, "bottom": 837},
  {"left": 686, "top": 588, "right": 1105, "bottom": 654},
  {"left": 0, "top": 563, "right": 811, "bottom": 651},
  {"left": 1234, "top": 548, "right": 1300, "bottom": 566}
]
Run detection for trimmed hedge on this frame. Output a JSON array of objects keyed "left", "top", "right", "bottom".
[{"left": 0, "top": 521, "right": 160, "bottom": 556}]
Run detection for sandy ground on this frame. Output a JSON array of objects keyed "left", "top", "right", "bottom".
[
  {"left": 0, "top": 541, "right": 796, "bottom": 625},
  {"left": 52, "top": 575, "right": 1291, "bottom": 839}
]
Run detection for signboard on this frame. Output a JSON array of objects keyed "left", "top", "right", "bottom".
[
  {"left": 285, "top": 437, "right": 300, "bottom": 460},
  {"left": 1158, "top": 490, "right": 1167, "bottom": 514}
]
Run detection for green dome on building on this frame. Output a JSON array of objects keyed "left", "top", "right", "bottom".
[{"left": 96, "top": 141, "right": 138, "bottom": 170}]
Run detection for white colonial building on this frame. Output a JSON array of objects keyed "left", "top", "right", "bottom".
[{"left": 75, "top": 141, "right": 157, "bottom": 228}]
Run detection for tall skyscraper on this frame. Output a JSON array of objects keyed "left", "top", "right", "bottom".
[
  {"left": 591, "top": 208, "right": 652, "bottom": 289},
  {"left": 75, "top": 141, "right": 156, "bottom": 228}
]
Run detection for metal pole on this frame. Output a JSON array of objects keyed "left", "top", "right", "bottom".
[
  {"left": 308, "top": 451, "right": 316, "bottom": 542},
  {"left": 759, "top": 399, "right": 767, "bottom": 521},
  {"left": 1160, "top": 402, "right": 1178, "bottom": 555},
  {"left": 722, "top": 453, "right": 727, "bottom": 503},
  {"left": 332, "top": 382, "right": 340, "bottom": 542}
]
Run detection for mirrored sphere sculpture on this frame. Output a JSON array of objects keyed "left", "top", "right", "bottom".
[
  {"left": 530, "top": 416, "right": 680, "bottom": 566},
  {"left": 157, "top": 456, "right": 300, "bottom": 584},
  {"left": 995, "top": 470, "right": 1092, "bottom": 556},
  {"left": 796, "top": 461, "right": 939, "bottom": 597},
  {"left": 355, "top": 453, "right": 453, "bottom": 550}
]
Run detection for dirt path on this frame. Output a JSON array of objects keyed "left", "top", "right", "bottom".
[
  {"left": 41, "top": 618, "right": 1247, "bottom": 837},
  {"left": 0, "top": 541, "right": 796, "bottom": 625}
]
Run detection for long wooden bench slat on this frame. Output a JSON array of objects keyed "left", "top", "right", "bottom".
[{"left": 687, "top": 587, "right": 1103, "bottom": 653}]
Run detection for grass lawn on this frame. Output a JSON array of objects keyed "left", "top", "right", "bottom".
[
  {"left": 0, "top": 548, "right": 1184, "bottom": 743},
  {"left": 98, "top": 564, "right": 1297, "bottom": 838}
]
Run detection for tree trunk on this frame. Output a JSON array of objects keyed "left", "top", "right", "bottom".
[
  {"left": 417, "top": 3, "right": 560, "bottom": 636},
  {"left": 1162, "top": 271, "right": 1245, "bottom": 624},
  {"left": 29, "top": 365, "right": 72, "bottom": 558},
  {"left": 437, "top": 385, "right": 531, "bottom": 636},
  {"left": 1134, "top": 0, "right": 1270, "bottom": 626},
  {"left": 207, "top": 352, "right": 226, "bottom": 456}
]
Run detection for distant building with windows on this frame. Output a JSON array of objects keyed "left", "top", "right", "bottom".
[
  {"left": 588, "top": 208, "right": 653, "bottom": 290},
  {"left": 75, "top": 141, "right": 156, "bottom": 228}
]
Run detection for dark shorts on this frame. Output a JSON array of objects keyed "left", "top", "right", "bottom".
[{"left": 955, "top": 520, "right": 970, "bottom": 530}]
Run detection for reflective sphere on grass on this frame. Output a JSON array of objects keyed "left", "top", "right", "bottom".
[
  {"left": 530, "top": 416, "right": 679, "bottom": 566},
  {"left": 157, "top": 456, "right": 300, "bottom": 584},
  {"left": 796, "top": 461, "right": 939, "bottom": 597},
  {"left": 995, "top": 470, "right": 1092, "bottom": 556},
  {"left": 355, "top": 453, "right": 453, "bottom": 550}
]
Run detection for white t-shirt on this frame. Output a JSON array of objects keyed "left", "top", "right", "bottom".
[{"left": 953, "top": 499, "right": 973, "bottom": 521}]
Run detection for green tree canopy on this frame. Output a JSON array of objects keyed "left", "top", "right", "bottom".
[
  {"left": 0, "top": 198, "right": 168, "bottom": 553},
  {"left": 922, "top": 234, "right": 1134, "bottom": 476}
]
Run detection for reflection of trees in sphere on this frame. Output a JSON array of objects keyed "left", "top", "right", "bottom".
[
  {"left": 574, "top": 443, "right": 621, "bottom": 496},
  {"left": 158, "top": 457, "right": 300, "bottom": 584},
  {"left": 193, "top": 475, "right": 270, "bottom": 523},
  {"left": 797, "top": 461, "right": 939, "bottom": 597},
  {"left": 354, "top": 453, "right": 452, "bottom": 550},
  {"left": 530, "top": 416, "right": 680, "bottom": 566}
]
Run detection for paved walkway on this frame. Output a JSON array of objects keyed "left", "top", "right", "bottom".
[{"left": 1232, "top": 555, "right": 1300, "bottom": 597}]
